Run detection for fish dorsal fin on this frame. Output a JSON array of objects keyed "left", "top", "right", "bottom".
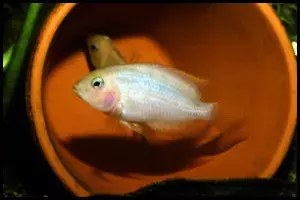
[{"left": 165, "top": 67, "right": 208, "bottom": 92}]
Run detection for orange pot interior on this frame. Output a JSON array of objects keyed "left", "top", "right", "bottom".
[{"left": 30, "top": 3, "right": 297, "bottom": 196}]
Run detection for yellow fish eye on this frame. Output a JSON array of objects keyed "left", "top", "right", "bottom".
[{"left": 91, "top": 77, "right": 104, "bottom": 88}]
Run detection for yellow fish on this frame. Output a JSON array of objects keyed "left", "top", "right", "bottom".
[
  {"left": 86, "top": 34, "right": 125, "bottom": 69},
  {"left": 73, "top": 63, "right": 216, "bottom": 141}
]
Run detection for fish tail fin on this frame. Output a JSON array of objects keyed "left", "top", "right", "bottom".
[
  {"left": 213, "top": 104, "right": 245, "bottom": 133},
  {"left": 194, "top": 102, "right": 219, "bottom": 121},
  {"left": 210, "top": 102, "right": 219, "bottom": 121},
  {"left": 195, "top": 101, "right": 244, "bottom": 131}
]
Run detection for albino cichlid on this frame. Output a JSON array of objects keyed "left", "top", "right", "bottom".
[
  {"left": 73, "top": 63, "right": 217, "bottom": 141},
  {"left": 86, "top": 34, "right": 125, "bottom": 69}
]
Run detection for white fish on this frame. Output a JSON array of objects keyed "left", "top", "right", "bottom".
[{"left": 73, "top": 63, "right": 217, "bottom": 140}]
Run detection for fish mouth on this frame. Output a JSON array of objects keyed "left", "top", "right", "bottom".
[
  {"left": 72, "top": 84, "right": 79, "bottom": 94},
  {"left": 72, "top": 85, "right": 84, "bottom": 100}
]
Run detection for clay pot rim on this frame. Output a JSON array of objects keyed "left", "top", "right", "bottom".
[{"left": 28, "top": 3, "right": 297, "bottom": 196}]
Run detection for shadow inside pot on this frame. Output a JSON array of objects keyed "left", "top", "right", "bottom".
[
  {"left": 59, "top": 117, "right": 248, "bottom": 177},
  {"left": 61, "top": 135, "right": 206, "bottom": 177}
]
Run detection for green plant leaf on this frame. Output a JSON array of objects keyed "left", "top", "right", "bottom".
[
  {"left": 3, "top": 44, "right": 15, "bottom": 71},
  {"left": 2, "top": 3, "right": 43, "bottom": 120}
]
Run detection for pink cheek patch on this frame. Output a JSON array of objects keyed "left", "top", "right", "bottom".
[{"left": 103, "top": 92, "right": 116, "bottom": 109}]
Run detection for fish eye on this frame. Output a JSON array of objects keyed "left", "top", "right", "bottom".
[
  {"left": 90, "top": 44, "right": 98, "bottom": 52},
  {"left": 91, "top": 77, "right": 104, "bottom": 88}
]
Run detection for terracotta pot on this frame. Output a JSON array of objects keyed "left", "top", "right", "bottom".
[{"left": 27, "top": 3, "right": 297, "bottom": 196}]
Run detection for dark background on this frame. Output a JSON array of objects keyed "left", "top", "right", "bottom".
[{"left": 2, "top": 3, "right": 297, "bottom": 197}]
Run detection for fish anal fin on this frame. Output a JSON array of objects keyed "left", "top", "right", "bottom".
[
  {"left": 184, "top": 156, "right": 213, "bottom": 170},
  {"left": 194, "top": 124, "right": 221, "bottom": 147}
]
